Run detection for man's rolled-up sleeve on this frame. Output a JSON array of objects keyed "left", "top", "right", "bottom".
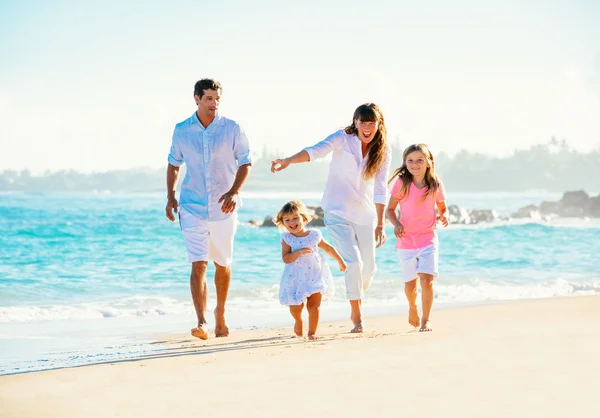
[
  {"left": 234, "top": 126, "right": 252, "bottom": 167},
  {"left": 167, "top": 128, "right": 184, "bottom": 167}
]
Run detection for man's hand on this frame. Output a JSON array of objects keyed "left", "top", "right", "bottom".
[
  {"left": 166, "top": 197, "right": 179, "bottom": 222},
  {"left": 271, "top": 158, "right": 290, "bottom": 173},
  {"left": 338, "top": 259, "right": 347, "bottom": 272},
  {"left": 218, "top": 191, "right": 238, "bottom": 214},
  {"left": 375, "top": 225, "right": 386, "bottom": 248}
]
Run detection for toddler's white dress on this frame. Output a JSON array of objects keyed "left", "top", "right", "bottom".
[{"left": 279, "top": 229, "right": 335, "bottom": 306}]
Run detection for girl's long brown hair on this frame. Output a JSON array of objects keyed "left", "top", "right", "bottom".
[
  {"left": 344, "top": 103, "right": 387, "bottom": 179},
  {"left": 389, "top": 144, "right": 440, "bottom": 201}
]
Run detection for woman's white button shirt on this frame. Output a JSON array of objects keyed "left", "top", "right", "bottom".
[{"left": 304, "top": 129, "right": 391, "bottom": 225}]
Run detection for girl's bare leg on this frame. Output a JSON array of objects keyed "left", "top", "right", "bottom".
[
  {"left": 306, "top": 293, "right": 323, "bottom": 340},
  {"left": 289, "top": 304, "right": 304, "bottom": 337},
  {"left": 418, "top": 274, "right": 434, "bottom": 332},
  {"left": 404, "top": 278, "right": 420, "bottom": 328}
]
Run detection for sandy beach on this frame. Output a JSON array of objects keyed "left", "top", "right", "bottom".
[{"left": 1, "top": 295, "right": 598, "bottom": 418}]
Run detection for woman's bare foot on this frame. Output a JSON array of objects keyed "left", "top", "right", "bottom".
[
  {"left": 294, "top": 319, "right": 303, "bottom": 337},
  {"left": 350, "top": 312, "right": 364, "bottom": 333},
  {"left": 351, "top": 323, "right": 364, "bottom": 333},
  {"left": 408, "top": 305, "right": 420, "bottom": 328},
  {"left": 214, "top": 308, "right": 229, "bottom": 337},
  {"left": 191, "top": 324, "right": 209, "bottom": 340},
  {"left": 419, "top": 319, "right": 432, "bottom": 332},
  {"left": 308, "top": 333, "right": 319, "bottom": 340},
  {"left": 350, "top": 316, "right": 364, "bottom": 333}
]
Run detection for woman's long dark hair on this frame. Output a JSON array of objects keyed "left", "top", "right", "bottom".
[{"left": 344, "top": 103, "right": 387, "bottom": 179}]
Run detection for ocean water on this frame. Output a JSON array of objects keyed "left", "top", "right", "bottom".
[{"left": 1, "top": 190, "right": 599, "bottom": 375}]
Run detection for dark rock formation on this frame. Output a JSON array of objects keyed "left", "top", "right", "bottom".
[
  {"left": 512, "top": 190, "right": 600, "bottom": 219},
  {"left": 251, "top": 190, "right": 599, "bottom": 227},
  {"left": 511, "top": 204, "right": 544, "bottom": 219},
  {"left": 448, "top": 205, "right": 508, "bottom": 224}
]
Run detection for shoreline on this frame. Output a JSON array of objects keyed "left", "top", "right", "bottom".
[
  {"left": 1, "top": 295, "right": 598, "bottom": 417},
  {"left": 2, "top": 293, "right": 596, "bottom": 377}
]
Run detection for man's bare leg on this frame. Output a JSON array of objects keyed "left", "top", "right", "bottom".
[
  {"left": 404, "top": 278, "right": 420, "bottom": 328},
  {"left": 419, "top": 274, "right": 434, "bottom": 332},
  {"left": 349, "top": 299, "right": 363, "bottom": 333},
  {"left": 289, "top": 304, "right": 304, "bottom": 337},
  {"left": 306, "top": 293, "right": 322, "bottom": 340},
  {"left": 190, "top": 261, "right": 209, "bottom": 340},
  {"left": 213, "top": 262, "right": 231, "bottom": 337}
]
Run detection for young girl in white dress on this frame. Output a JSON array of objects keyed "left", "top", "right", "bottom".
[{"left": 275, "top": 200, "right": 346, "bottom": 340}]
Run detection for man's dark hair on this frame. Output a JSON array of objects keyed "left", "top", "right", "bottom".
[{"left": 194, "top": 78, "right": 222, "bottom": 98}]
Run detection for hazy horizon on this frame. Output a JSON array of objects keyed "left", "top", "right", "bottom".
[
  {"left": 3, "top": 139, "right": 600, "bottom": 195},
  {"left": 2, "top": 0, "right": 599, "bottom": 175}
]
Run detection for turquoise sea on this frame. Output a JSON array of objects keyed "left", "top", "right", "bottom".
[{"left": 1, "top": 190, "right": 599, "bottom": 375}]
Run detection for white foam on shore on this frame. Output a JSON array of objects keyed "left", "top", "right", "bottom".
[{"left": 1, "top": 276, "right": 598, "bottom": 325}]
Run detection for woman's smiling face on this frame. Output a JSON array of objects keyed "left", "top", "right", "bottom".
[{"left": 355, "top": 119, "right": 379, "bottom": 144}]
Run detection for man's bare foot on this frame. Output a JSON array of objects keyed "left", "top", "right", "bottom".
[
  {"left": 308, "top": 334, "right": 319, "bottom": 340},
  {"left": 294, "top": 320, "right": 303, "bottom": 337},
  {"left": 419, "top": 319, "right": 432, "bottom": 332},
  {"left": 191, "top": 324, "right": 209, "bottom": 340},
  {"left": 214, "top": 308, "right": 229, "bottom": 337},
  {"left": 408, "top": 305, "right": 420, "bottom": 328}
]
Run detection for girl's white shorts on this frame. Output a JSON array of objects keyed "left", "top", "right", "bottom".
[{"left": 396, "top": 244, "right": 439, "bottom": 282}]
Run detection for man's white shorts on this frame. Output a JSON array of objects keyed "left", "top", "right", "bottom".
[
  {"left": 178, "top": 210, "right": 237, "bottom": 266},
  {"left": 396, "top": 244, "right": 439, "bottom": 282}
]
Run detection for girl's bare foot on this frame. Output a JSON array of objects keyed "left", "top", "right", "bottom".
[
  {"left": 294, "top": 319, "right": 303, "bottom": 337},
  {"left": 308, "top": 333, "right": 319, "bottom": 340},
  {"left": 408, "top": 305, "right": 420, "bottom": 328},
  {"left": 419, "top": 319, "right": 432, "bottom": 332}
]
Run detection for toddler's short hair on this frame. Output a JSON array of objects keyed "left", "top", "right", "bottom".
[{"left": 274, "top": 200, "right": 313, "bottom": 228}]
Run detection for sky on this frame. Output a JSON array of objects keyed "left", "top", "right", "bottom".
[{"left": 1, "top": 0, "right": 599, "bottom": 174}]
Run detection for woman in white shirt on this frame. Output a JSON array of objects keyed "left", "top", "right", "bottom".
[{"left": 271, "top": 103, "right": 391, "bottom": 333}]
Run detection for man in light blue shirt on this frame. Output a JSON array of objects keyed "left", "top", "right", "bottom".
[{"left": 166, "top": 78, "right": 252, "bottom": 340}]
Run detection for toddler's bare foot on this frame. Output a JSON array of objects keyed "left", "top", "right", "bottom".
[
  {"left": 214, "top": 308, "right": 229, "bottom": 338},
  {"left": 419, "top": 320, "right": 432, "bottom": 332},
  {"left": 191, "top": 324, "right": 209, "bottom": 340},
  {"left": 308, "top": 333, "right": 319, "bottom": 340},
  {"left": 294, "top": 320, "right": 303, "bottom": 337},
  {"left": 408, "top": 305, "right": 420, "bottom": 328}
]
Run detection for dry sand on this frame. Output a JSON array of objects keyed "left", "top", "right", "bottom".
[{"left": 1, "top": 296, "right": 599, "bottom": 418}]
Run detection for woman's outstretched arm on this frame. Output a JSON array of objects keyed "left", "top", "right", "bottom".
[{"left": 270, "top": 150, "right": 311, "bottom": 173}]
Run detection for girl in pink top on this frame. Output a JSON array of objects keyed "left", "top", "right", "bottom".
[{"left": 386, "top": 144, "right": 448, "bottom": 332}]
